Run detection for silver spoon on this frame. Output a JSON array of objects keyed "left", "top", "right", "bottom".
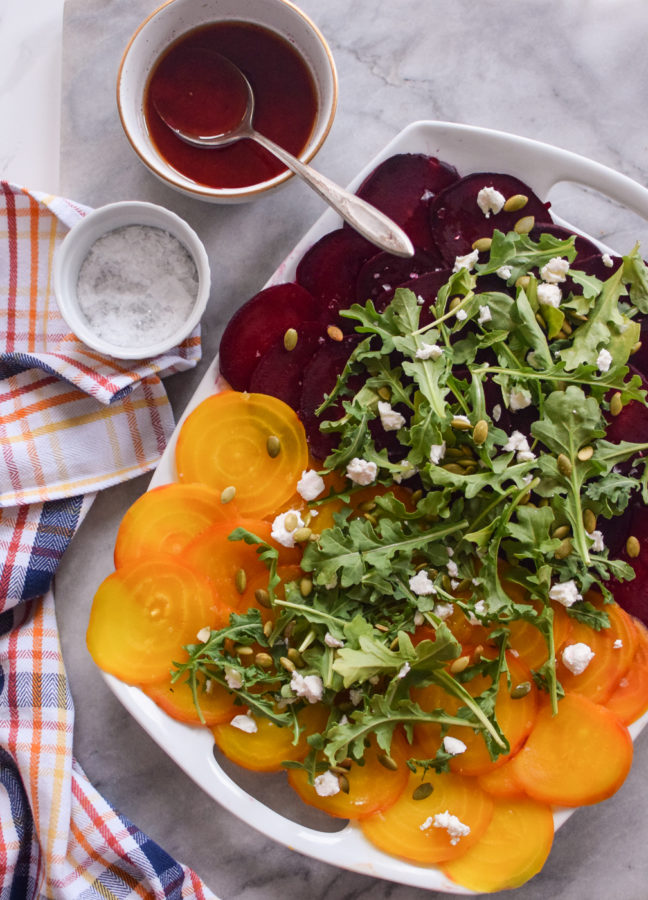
[{"left": 153, "top": 52, "right": 414, "bottom": 258}]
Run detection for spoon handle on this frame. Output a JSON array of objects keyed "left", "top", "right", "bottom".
[{"left": 251, "top": 131, "right": 414, "bottom": 258}]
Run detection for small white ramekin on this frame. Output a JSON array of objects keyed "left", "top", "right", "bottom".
[
  {"left": 53, "top": 201, "right": 211, "bottom": 360},
  {"left": 116, "top": 0, "right": 338, "bottom": 203}
]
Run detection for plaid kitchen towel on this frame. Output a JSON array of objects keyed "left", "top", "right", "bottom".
[{"left": 0, "top": 182, "right": 219, "bottom": 899}]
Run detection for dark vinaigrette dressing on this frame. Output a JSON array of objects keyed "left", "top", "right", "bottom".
[{"left": 144, "top": 22, "right": 318, "bottom": 189}]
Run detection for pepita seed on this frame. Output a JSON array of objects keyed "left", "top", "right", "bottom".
[
  {"left": 293, "top": 526, "right": 312, "bottom": 543},
  {"left": 583, "top": 509, "right": 597, "bottom": 533},
  {"left": 300, "top": 577, "right": 313, "bottom": 597},
  {"left": 449, "top": 296, "right": 462, "bottom": 312},
  {"left": 632, "top": 340, "right": 643, "bottom": 355},
  {"left": 338, "top": 773, "right": 350, "bottom": 794},
  {"left": 389, "top": 636, "right": 400, "bottom": 650},
  {"left": 255, "top": 652, "right": 273, "bottom": 668},
  {"left": 375, "top": 623, "right": 389, "bottom": 633},
  {"left": 411, "top": 489, "right": 423, "bottom": 503},
  {"left": 626, "top": 535, "right": 641, "bottom": 558},
  {"left": 377, "top": 386, "right": 392, "bottom": 401},
  {"left": 266, "top": 434, "right": 282, "bottom": 458},
  {"left": 377, "top": 753, "right": 399, "bottom": 771},
  {"left": 557, "top": 453, "right": 573, "bottom": 477},
  {"left": 514, "top": 215, "right": 535, "bottom": 234},
  {"left": 220, "top": 485, "right": 236, "bottom": 504},
  {"left": 561, "top": 319, "right": 573, "bottom": 335},
  {"left": 283, "top": 327, "right": 298, "bottom": 351},
  {"left": 610, "top": 392, "right": 623, "bottom": 416},
  {"left": 279, "top": 656, "right": 296, "bottom": 672},
  {"left": 535, "top": 312, "right": 547, "bottom": 330},
  {"left": 235, "top": 568, "right": 247, "bottom": 594},
  {"left": 263, "top": 620, "right": 273, "bottom": 638},
  {"left": 577, "top": 445, "right": 594, "bottom": 461},
  {"left": 516, "top": 274, "right": 531, "bottom": 289},
  {"left": 254, "top": 588, "right": 271, "bottom": 608},
  {"left": 451, "top": 417, "right": 472, "bottom": 430},
  {"left": 510, "top": 681, "right": 532, "bottom": 699},
  {"left": 472, "top": 419, "right": 489, "bottom": 445},
  {"left": 330, "top": 765, "right": 350, "bottom": 776},
  {"left": 358, "top": 500, "right": 377, "bottom": 512},
  {"left": 450, "top": 655, "right": 470, "bottom": 674},
  {"left": 235, "top": 645, "right": 254, "bottom": 657},
  {"left": 504, "top": 193, "right": 529, "bottom": 212},
  {"left": 472, "top": 236, "right": 492, "bottom": 252},
  {"left": 284, "top": 512, "right": 299, "bottom": 532},
  {"left": 326, "top": 324, "right": 344, "bottom": 342},
  {"left": 287, "top": 647, "right": 304, "bottom": 667},
  {"left": 551, "top": 525, "right": 571, "bottom": 540},
  {"left": 412, "top": 782, "right": 433, "bottom": 801},
  {"left": 554, "top": 537, "right": 573, "bottom": 559},
  {"left": 363, "top": 512, "right": 378, "bottom": 525},
  {"left": 442, "top": 462, "right": 465, "bottom": 474}
]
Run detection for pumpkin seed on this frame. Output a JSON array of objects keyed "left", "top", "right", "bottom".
[
  {"left": 279, "top": 656, "right": 296, "bottom": 673},
  {"left": 377, "top": 753, "right": 398, "bottom": 771},
  {"left": 610, "top": 392, "right": 623, "bottom": 416},
  {"left": 442, "top": 462, "right": 465, "bottom": 474},
  {"left": 235, "top": 568, "right": 247, "bottom": 594},
  {"left": 450, "top": 655, "right": 470, "bottom": 674},
  {"left": 377, "top": 386, "right": 391, "bottom": 401},
  {"left": 451, "top": 417, "right": 472, "bottom": 430},
  {"left": 338, "top": 773, "right": 350, "bottom": 794},
  {"left": 358, "top": 499, "right": 377, "bottom": 512},
  {"left": 326, "top": 324, "right": 344, "bottom": 342},
  {"left": 235, "top": 645, "right": 254, "bottom": 657},
  {"left": 284, "top": 512, "right": 298, "bottom": 532},
  {"left": 577, "top": 445, "right": 594, "bottom": 461},
  {"left": 283, "top": 327, "right": 298, "bottom": 351},
  {"left": 626, "top": 535, "right": 641, "bottom": 558},
  {"left": 472, "top": 236, "right": 492, "bottom": 252},
  {"left": 514, "top": 215, "right": 535, "bottom": 234},
  {"left": 516, "top": 274, "right": 531, "bottom": 289},
  {"left": 449, "top": 296, "right": 462, "bottom": 312},
  {"left": 472, "top": 419, "right": 489, "bottom": 445},
  {"left": 503, "top": 193, "right": 529, "bottom": 212},
  {"left": 220, "top": 485, "right": 236, "bottom": 504},
  {"left": 412, "top": 782, "right": 433, "bottom": 801},
  {"left": 293, "top": 526, "right": 312, "bottom": 543},
  {"left": 255, "top": 652, "right": 273, "bottom": 668},
  {"left": 557, "top": 453, "right": 572, "bottom": 476},
  {"left": 510, "top": 681, "right": 532, "bottom": 699},
  {"left": 263, "top": 620, "right": 273, "bottom": 638},
  {"left": 554, "top": 537, "right": 573, "bottom": 559},
  {"left": 266, "top": 434, "right": 281, "bottom": 458},
  {"left": 299, "top": 577, "right": 313, "bottom": 597},
  {"left": 254, "top": 588, "right": 271, "bottom": 608},
  {"left": 551, "top": 524, "right": 571, "bottom": 540},
  {"left": 583, "top": 509, "right": 597, "bottom": 533},
  {"left": 632, "top": 340, "right": 642, "bottom": 355},
  {"left": 287, "top": 647, "right": 304, "bottom": 667}
]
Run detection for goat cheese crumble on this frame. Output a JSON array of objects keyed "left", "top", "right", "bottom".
[
  {"left": 271, "top": 509, "right": 305, "bottom": 547},
  {"left": 409, "top": 570, "right": 437, "bottom": 596},
  {"left": 453, "top": 249, "right": 479, "bottom": 273},
  {"left": 297, "top": 469, "right": 325, "bottom": 501},
  {"left": 443, "top": 736, "right": 467, "bottom": 756},
  {"left": 346, "top": 457, "right": 378, "bottom": 485},
  {"left": 290, "top": 671, "right": 324, "bottom": 703},
  {"left": 549, "top": 579, "right": 582, "bottom": 608},
  {"left": 420, "top": 810, "right": 471, "bottom": 845},
  {"left": 596, "top": 348, "right": 613, "bottom": 373},
  {"left": 377, "top": 400, "right": 406, "bottom": 431},
  {"left": 429, "top": 441, "right": 447, "bottom": 465},
  {"left": 562, "top": 642, "right": 595, "bottom": 675},
  {"left": 314, "top": 770, "right": 341, "bottom": 797},
  {"left": 476, "top": 186, "right": 505, "bottom": 217},
  {"left": 540, "top": 257, "right": 570, "bottom": 284},
  {"left": 230, "top": 713, "right": 257, "bottom": 733},
  {"left": 537, "top": 283, "right": 562, "bottom": 307},
  {"left": 416, "top": 342, "right": 443, "bottom": 360}
]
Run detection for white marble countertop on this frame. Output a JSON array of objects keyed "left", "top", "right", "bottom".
[{"left": 3, "top": 0, "right": 648, "bottom": 897}]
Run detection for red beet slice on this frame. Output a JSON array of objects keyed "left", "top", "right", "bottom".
[
  {"left": 219, "top": 283, "right": 325, "bottom": 390},
  {"left": 350, "top": 153, "right": 460, "bottom": 249},
  {"left": 604, "top": 501, "right": 648, "bottom": 626},
  {"left": 604, "top": 368, "right": 648, "bottom": 445},
  {"left": 429, "top": 173, "right": 552, "bottom": 266},
  {"left": 296, "top": 228, "right": 377, "bottom": 324},
  {"left": 248, "top": 322, "right": 326, "bottom": 410},
  {"left": 356, "top": 247, "right": 444, "bottom": 305},
  {"left": 529, "top": 223, "right": 601, "bottom": 265},
  {"left": 298, "top": 337, "right": 358, "bottom": 460}
]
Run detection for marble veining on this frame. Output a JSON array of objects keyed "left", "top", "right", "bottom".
[{"left": 56, "top": 0, "right": 648, "bottom": 898}]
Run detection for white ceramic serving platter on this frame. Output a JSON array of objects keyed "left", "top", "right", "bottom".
[{"left": 103, "top": 121, "right": 648, "bottom": 894}]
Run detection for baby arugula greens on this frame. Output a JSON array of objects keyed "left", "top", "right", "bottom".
[{"left": 174, "top": 229, "right": 648, "bottom": 780}]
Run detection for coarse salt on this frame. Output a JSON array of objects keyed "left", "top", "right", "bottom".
[{"left": 76, "top": 224, "right": 198, "bottom": 348}]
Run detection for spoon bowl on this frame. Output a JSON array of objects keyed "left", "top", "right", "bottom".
[{"left": 153, "top": 50, "right": 414, "bottom": 257}]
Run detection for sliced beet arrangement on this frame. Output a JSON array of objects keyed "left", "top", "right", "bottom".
[
  {"left": 219, "top": 283, "right": 325, "bottom": 391},
  {"left": 248, "top": 322, "right": 326, "bottom": 410},
  {"left": 295, "top": 228, "right": 377, "bottom": 323},
  {"left": 350, "top": 153, "right": 460, "bottom": 250},
  {"left": 428, "top": 172, "right": 552, "bottom": 265},
  {"left": 604, "top": 501, "right": 648, "bottom": 626},
  {"left": 355, "top": 247, "right": 443, "bottom": 305},
  {"left": 529, "top": 223, "right": 601, "bottom": 264},
  {"left": 298, "top": 337, "right": 358, "bottom": 460}
]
